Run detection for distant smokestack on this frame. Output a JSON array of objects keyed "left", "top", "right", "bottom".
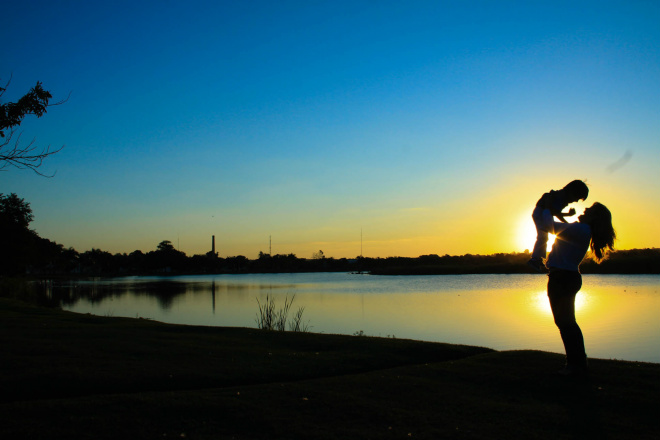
[{"left": 212, "top": 235, "right": 216, "bottom": 254}]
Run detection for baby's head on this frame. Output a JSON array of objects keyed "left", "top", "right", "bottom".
[{"left": 564, "top": 180, "right": 589, "bottom": 203}]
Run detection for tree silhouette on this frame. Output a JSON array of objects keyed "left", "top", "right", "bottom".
[
  {"left": 0, "top": 76, "right": 67, "bottom": 176},
  {"left": 156, "top": 240, "right": 176, "bottom": 252},
  {"left": 0, "top": 192, "right": 34, "bottom": 229},
  {"left": 0, "top": 193, "right": 39, "bottom": 274},
  {"left": 145, "top": 240, "right": 187, "bottom": 272}
]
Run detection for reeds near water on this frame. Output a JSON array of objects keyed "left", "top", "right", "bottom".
[{"left": 255, "top": 294, "right": 310, "bottom": 332}]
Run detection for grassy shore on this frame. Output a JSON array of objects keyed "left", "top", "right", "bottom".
[{"left": 1, "top": 297, "right": 659, "bottom": 439}]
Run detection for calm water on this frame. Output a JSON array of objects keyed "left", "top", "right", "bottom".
[{"left": 51, "top": 273, "right": 660, "bottom": 363}]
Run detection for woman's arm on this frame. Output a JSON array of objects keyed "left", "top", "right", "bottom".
[
  {"left": 539, "top": 209, "right": 591, "bottom": 245},
  {"left": 538, "top": 209, "right": 570, "bottom": 235}
]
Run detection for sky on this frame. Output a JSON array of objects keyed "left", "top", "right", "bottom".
[{"left": 2, "top": 0, "right": 659, "bottom": 259}]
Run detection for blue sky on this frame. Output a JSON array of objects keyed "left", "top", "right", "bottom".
[{"left": 2, "top": 1, "right": 659, "bottom": 258}]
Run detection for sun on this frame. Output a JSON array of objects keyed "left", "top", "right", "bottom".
[{"left": 518, "top": 215, "right": 555, "bottom": 253}]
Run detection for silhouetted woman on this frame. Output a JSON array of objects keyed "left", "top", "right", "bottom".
[{"left": 539, "top": 202, "right": 616, "bottom": 376}]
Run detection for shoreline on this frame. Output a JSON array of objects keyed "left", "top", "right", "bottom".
[{"left": 2, "top": 297, "right": 659, "bottom": 439}]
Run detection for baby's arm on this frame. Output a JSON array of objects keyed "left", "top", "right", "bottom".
[
  {"left": 540, "top": 209, "right": 575, "bottom": 235},
  {"left": 555, "top": 207, "right": 576, "bottom": 223}
]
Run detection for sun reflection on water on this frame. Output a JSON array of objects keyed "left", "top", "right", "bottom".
[
  {"left": 530, "top": 290, "right": 549, "bottom": 316},
  {"left": 532, "top": 289, "right": 590, "bottom": 316}
]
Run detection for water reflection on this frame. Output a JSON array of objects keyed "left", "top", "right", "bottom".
[
  {"left": 211, "top": 281, "right": 215, "bottom": 313},
  {"left": 47, "top": 279, "right": 189, "bottom": 309},
  {"left": 46, "top": 273, "right": 660, "bottom": 363}
]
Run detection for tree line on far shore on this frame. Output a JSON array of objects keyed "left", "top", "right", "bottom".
[{"left": 3, "top": 192, "right": 659, "bottom": 278}]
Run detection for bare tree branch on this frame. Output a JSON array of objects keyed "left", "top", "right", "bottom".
[
  {"left": 0, "top": 129, "right": 64, "bottom": 177},
  {"left": 0, "top": 75, "right": 69, "bottom": 176}
]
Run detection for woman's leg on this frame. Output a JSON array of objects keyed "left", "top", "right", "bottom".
[{"left": 548, "top": 271, "right": 587, "bottom": 371}]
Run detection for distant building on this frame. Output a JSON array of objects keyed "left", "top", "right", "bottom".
[{"left": 207, "top": 235, "right": 219, "bottom": 258}]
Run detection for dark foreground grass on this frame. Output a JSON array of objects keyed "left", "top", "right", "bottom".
[{"left": 1, "top": 298, "right": 659, "bottom": 439}]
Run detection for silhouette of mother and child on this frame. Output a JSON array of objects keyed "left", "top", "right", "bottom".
[{"left": 529, "top": 179, "right": 616, "bottom": 376}]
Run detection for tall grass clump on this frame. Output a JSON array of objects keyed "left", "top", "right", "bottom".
[
  {"left": 288, "top": 305, "right": 311, "bottom": 332},
  {"left": 255, "top": 294, "right": 309, "bottom": 332}
]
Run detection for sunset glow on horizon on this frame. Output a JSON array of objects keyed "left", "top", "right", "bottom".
[{"left": 2, "top": 1, "right": 659, "bottom": 259}]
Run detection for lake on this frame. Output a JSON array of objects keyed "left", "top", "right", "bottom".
[{"left": 48, "top": 272, "right": 660, "bottom": 364}]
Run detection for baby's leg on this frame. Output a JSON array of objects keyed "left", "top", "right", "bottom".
[
  {"left": 530, "top": 206, "right": 548, "bottom": 261},
  {"left": 531, "top": 229, "right": 549, "bottom": 260}
]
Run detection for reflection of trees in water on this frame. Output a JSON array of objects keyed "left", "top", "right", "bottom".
[
  {"left": 45, "top": 280, "right": 188, "bottom": 310},
  {"left": 139, "top": 282, "right": 188, "bottom": 309},
  {"left": 40, "top": 278, "right": 302, "bottom": 313}
]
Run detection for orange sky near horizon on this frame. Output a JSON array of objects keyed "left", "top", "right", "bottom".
[{"left": 95, "top": 170, "right": 652, "bottom": 259}]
